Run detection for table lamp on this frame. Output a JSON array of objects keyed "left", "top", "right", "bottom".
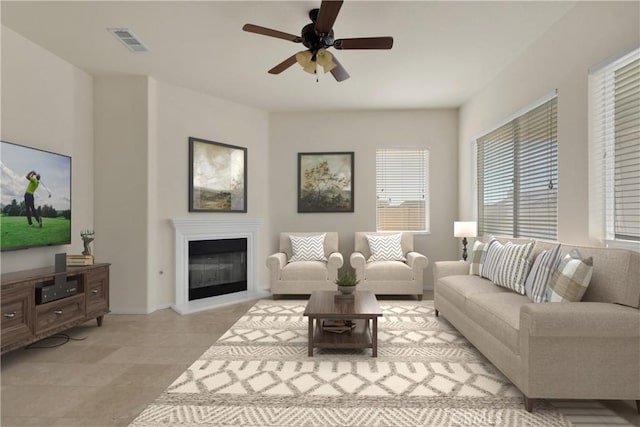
[{"left": 454, "top": 221, "right": 477, "bottom": 261}]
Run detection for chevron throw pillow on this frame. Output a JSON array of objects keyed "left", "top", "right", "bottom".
[
  {"left": 288, "top": 234, "right": 327, "bottom": 262},
  {"left": 366, "top": 234, "right": 406, "bottom": 262}
]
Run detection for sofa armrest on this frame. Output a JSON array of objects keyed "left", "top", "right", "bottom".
[
  {"left": 350, "top": 252, "right": 366, "bottom": 280},
  {"left": 327, "top": 252, "right": 344, "bottom": 282},
  {"left": 519, "top": 302, "right": 640, "bottom": 400},
  {"left": 433, "top": 261, "right": 468, "bottom": 282},
  {"left": 266, "top": 252, "right": 287, "bottom": 270},
  {"left": 406, "top": 252, "right": 429, "bottom": 269},
  {"left": 520, "top": 302, "right": 640, "bottom": 338}
]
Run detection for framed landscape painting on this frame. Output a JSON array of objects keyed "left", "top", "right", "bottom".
[
  {"left": 189, "top": 137, "right": 247, "bottom": 212},
  {"left": 298, "top": 152, "right": 354, "bottom": 213}
]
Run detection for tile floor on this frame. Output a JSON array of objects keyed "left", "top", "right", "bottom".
[{"left": 1, "top": 293, "right": 638, "bottom": 427}]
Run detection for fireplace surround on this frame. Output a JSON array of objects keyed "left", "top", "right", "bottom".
[{"left": 171, "top": 218, "right": 266, "bottom": 314}]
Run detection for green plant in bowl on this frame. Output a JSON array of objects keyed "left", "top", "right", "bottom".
[{"left": 335, "top": 273, "right": 359, "bottom": 294}]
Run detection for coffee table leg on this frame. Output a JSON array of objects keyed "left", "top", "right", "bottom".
[
  {"left": 308, "top": 317, "right": 314, "bottom": 357},
  {"left": 372, "top": 317, "right": 378, "bottom": 357}
]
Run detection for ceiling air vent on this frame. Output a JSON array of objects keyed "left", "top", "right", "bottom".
[{"left": 108, "top": 28, "right": 150, "bottom": 53}]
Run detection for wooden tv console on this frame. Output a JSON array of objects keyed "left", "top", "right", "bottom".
[{"left": 1, "top": 263, "right": 110, "bottom": 354}]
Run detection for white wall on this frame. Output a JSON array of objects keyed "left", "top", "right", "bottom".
[
  {"left": 150, "top": 80, "right": 270, "bottom": 309},
  {"left": 1, "top": 26, "right": 94, "bottom": 272},
  {"left": 93, "top": 76, "right": 149, "bottom": 312},
  {"left": 269, "top": 110, "right": 459, "bottom": 289},
  {"left": 92, "top": 77, "right": 270, "bottom": 313},
  {"left": 458, "top": 1, "right": 640, "bottom": 245}
]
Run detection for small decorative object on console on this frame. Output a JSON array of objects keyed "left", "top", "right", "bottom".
[
  {"left": 67, "top": 254, "right": 94, "bottom": 266},
  {"left": 81, "top": 229, "right": 95, "bottom": 256}
]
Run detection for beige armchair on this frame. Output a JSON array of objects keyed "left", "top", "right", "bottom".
[
  {"left": 350, "top": 232, "right": 428, "bottom": 300},
  {"left": 266, "top": 232, "right": 343, "bottom": 298}
]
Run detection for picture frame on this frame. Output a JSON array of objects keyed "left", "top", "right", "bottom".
[
  {"left": 298, "top": 152, "right": 354, "bottom": 213},
  {"left": 189, "top": 137, "right": 247, "bottom": 212}
]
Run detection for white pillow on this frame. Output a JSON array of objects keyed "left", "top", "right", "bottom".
[
  {"left": 493, "top": 240, "right": 535, "bottom": 295},
  {"left": 288, "top": 234, "right": 327, "bottom": 262},
  {"left": 524, "top": 244, "right": 561, "bottom": 303},
  {"left": 366, "top": 234, "right": 406, "bottom": 262},
  {"left": 481, "top": 236, "right": 504, "bottom": 281}
]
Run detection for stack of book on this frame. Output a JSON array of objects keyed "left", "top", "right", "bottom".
[
  {"left": 322, "top": 319, "right": 356, "bottom": 334},
  {"left": 67, "top": 254, "right": 94, "bottom": 266}
]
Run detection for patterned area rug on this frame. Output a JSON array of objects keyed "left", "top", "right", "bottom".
[{"left": 129, "top": 300, "right": 572, "bottom": 426}]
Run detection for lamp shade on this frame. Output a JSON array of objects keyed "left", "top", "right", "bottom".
[
  {"left": 295, "top": 50, "right": 316, "bottom": 74},
  {"left": 316, "top": 49, "right": 336, "bottom": 73},
  {"left": 454, "top": 221, "right": 477, "bottom": 238}
]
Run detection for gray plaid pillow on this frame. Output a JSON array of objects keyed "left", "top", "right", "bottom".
[
  {"left": 469, "top": 239, "right": 490, "bottom": 276},
  {"left": 546, "top": 249, "right": 593, "bottom": 302}
]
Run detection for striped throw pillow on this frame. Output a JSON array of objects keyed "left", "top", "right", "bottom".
[
  {"left": 546, "top": 249, "right": 593, "bottom": 302},
  {"left": 288, "top": 234, "right": 327, "bottom": 262},
  {"left": 493, "top": 241, "right": 536, "bottom": 294},
  {"left": 481, "top": 236, "right": 504, "bottom": 281},
  {"left": 469, "top": 239, "right": 490, "bottom": 276},
  {"left": 366, "top": 233, "right": 406, "bottom": 262},
  {"left": 524, "top": 244, "right": 561, "bottom": 303}
]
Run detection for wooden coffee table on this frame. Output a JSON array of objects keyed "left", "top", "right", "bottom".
[{"left": 303, "top": 290, "right": 383, "bottom": 357}]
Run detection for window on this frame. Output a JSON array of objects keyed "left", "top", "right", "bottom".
[
  {"left": 589, "top": 48, "right": 640, "bottom": 244},
  {"left": 376, "top": 148, "right": 429, "bottom": 232},
  {"left": 476, "top": 96, "right": 558, "bottom": 240}
]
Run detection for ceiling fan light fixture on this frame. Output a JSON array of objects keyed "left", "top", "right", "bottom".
[
  {"left": 295, "top": 50, "right": 316, "bottom": 74},
  {"left": 316, "top": 48, "right": 336, "bottom": 73}
]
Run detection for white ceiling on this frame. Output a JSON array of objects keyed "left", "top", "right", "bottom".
[{"left": 1, "top": 1, "right": 576, "bottom": 112}]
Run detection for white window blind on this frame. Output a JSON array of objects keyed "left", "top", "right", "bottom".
[
  {"left": 589, "top": 48, "right": 640, "bottom": 243},
  {"left": 477, "top": 97, "right": 558, "bottom": 240},
  {"left": 376, "top": 148, "right": 429, "bottom": 232}
]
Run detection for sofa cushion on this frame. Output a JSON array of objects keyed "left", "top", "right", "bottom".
[
  {"left": 547, "top": 249, "right": 594, "bottom": 302},
  {"left": 366, "top": 233, "right": 407, "bottom": 262},
  {"left": 365, "top": 261, "right": 412, "bottom": 281},
  {"left": 481, "top": 236, "right": 505, "bottom": 281},
  {"left": 493, "top": 241, "right": 535, "bottom": 295},
  {"left": 466, "top": 292, "right": 531, "bottom": 354},
  {"left": 525, "top": 244, "right": 561, "bottom": 303},
  {"left": 469, "top": 239, "right": 490, "bottom": 276},
  {"left": 281, "top": 261, "right": 328, "bottom": 281},
  {"left": 437, "top": 275, "right": 509, "bottom": 309},
  {"left": 288, "top": 234, "right": 327, "bottom": 262}
]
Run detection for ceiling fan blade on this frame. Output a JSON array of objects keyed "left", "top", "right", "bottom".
[
  {"left": 315, "top": 0, "right": 343, "bottom": 34},
  {"left": 243, "top": 24, "right": 301, "bottom": 43},
  {"left": 268, "top": 54, "right": 298, "bottom": 74},
  {"left": 329, "top": 55, "right": 350, "bottom": 82},
  {"left": 334, "top": 37, "right": 394, "bottom": 50}
]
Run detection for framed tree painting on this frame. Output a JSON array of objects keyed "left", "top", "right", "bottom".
[
  {"left": 189, "top": 137, "right": 247, "bottom": 212},
  {"left": 298, "top": 152, "right": 354, "bottom": 213}
]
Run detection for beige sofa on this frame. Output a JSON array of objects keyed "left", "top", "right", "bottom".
[
  {"left": 350, "top": 232, "right": 428, "bottom": 299},
  {"left": 267, "top": 232, "right": 343, "bottom": 298},
  {"left": 434, "top": 238, "right": 640, "bottom": 412}
]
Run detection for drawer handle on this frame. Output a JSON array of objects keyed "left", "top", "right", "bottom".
[
  {"left": 91, "top": 289, "right": 99, "bottom": 294},
  {"left": 3, "top": 312, "right": 16, "bottom": 319},
  {"left": 54, "top": 310, "right": 64, "bottom": 315}
]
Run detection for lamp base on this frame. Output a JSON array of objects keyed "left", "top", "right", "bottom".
[{"left": 462, "top": 237, "right": 468, "bottom": 262}]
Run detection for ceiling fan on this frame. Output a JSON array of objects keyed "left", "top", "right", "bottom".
[{"left": 242, "top": 0, "right": 393, "bottom": 82}]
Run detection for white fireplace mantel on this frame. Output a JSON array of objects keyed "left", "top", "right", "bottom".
[{"left": 171, "top": 218, "right": 267, "bottom": 314}]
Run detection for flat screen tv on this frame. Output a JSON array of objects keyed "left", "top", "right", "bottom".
[{"left": 1, "top": 141, "right": 72, "bottom": 251}]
